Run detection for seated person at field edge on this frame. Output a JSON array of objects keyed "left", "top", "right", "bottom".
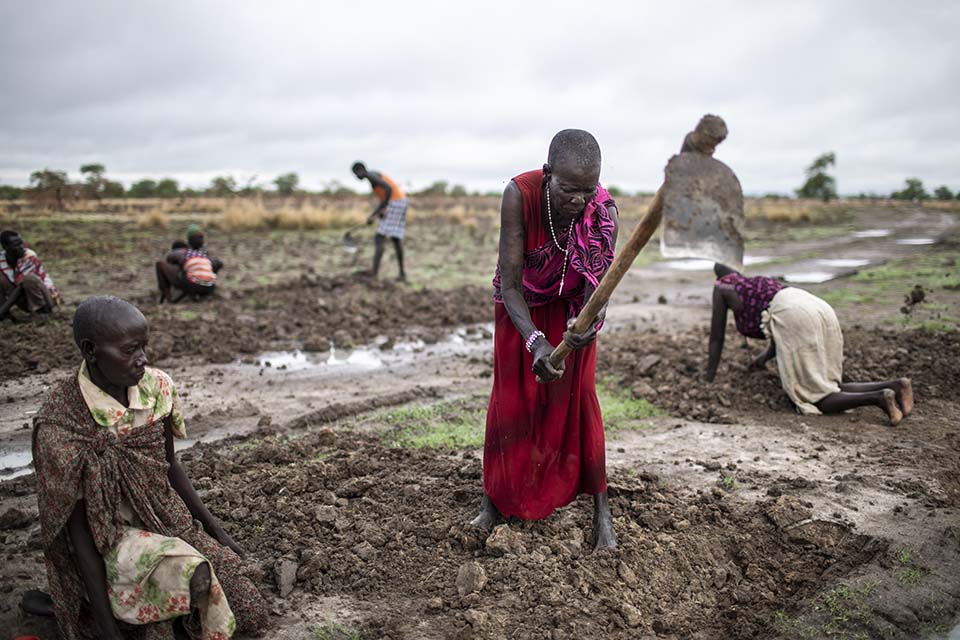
[
  {"left": 705, "top": 263, "right": 913, "bottom": 425},
  {"left": 156, "top": 224, "right": 223, "bottom": 303},
  {"left": 0, "top": 229, "right": 61, "bottom": 322},
  {"left": 32, "top": 296, "right": 267, "bottom": 639}
]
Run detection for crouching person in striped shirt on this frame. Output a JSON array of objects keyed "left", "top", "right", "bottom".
[{"left": 156, "top": 224, "right": 223, "bottom": 303}]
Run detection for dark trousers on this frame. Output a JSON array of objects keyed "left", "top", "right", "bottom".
[{"left": 0, "top": 273, "right": 54, "bottom": 313}]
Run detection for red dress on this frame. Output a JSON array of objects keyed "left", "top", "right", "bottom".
[{"left": 483, "top": 170, "right": 611, "bottom": 520}]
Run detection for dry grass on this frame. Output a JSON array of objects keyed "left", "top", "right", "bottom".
[
  {"left": 4, "top": 192, "right": 953, "bottom": 229},
  {"left": 745, "top": 198, "right": 822, "bottom": 222},
  {"left": 137, "top": 205, "right": 171, "bottom": 229},
  {"left": 220, "top": 199, "right": 367, "bottom": 231}
]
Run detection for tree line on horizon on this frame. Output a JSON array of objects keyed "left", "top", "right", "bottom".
[
  {"left": 0, "top": 165, "right": 506, "bottom": 207},
  {"left": 1, "top": 160, "right": 957, "bottom": 207},
  {"left": 794, "top": 152, "right": 958, "bottom": 202}
]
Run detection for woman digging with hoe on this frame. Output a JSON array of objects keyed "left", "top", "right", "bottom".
[{"left": 471, "top": 129, "right": 620, "bottom": 549}]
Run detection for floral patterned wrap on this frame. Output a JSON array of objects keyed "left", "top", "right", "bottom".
[
  {"left": 32, "top": 367, "right": 268, "bottom": 639},
  {"left": 107, "top": 526, "right": 235, "bottom": 638}
]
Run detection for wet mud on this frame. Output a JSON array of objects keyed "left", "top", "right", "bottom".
[
  {"left": 2, "top": 207, "right": 959, "bottom": 638},
  {"left": 0, "top": 430, "right": 884, "bottom": 640},
  {"left": 0, "top": 274, "right": 493, "bottom": 382},
  {"left": 599, "top": 326, "right": 960, "bottom": 428}
]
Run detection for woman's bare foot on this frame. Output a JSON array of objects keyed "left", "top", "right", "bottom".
[
  {"left": 592, "top": 492, "right": 617, "bottom": 550},
  {"left": 895, "top": 377, "right": 913, "bottom": 416},
  {"left": 469, "top": 494, "right": 502, "bottom": 530},
  {"left": 189, "top": 562, "right": 211, "bottom": 606},
  {"left": 593, "top": 512, "right": 617, "bottom": 550},
  {"left": 881, "top": 388, "right": 903, "bottom": 426}
]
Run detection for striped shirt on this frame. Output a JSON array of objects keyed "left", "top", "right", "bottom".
[
  {"left": 1, "top": 247, "right": 60, "bottom": 300},
  {"left": 182, "top": 249, "right": 216, "bottom": 286}
]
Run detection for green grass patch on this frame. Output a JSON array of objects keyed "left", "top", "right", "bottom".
[
  {"left": 770, "top": 610, "right": 819, "bottom": 639},
  {"left": 890, "top": 545, "right": 926, "bottom": 586},
  {"left": 896, "top": 567, "right": 926, "bottom": 585},
  {"left": 816, "top": 582, "right": 878, "bottom": 637},
  {"left": 891, "top": 545, "right": 912, "bottom": 565},
  {"left": 747, "top": 223, "right": 856, "bottom": 247},
  {"left": 852, "top": 253, "right": 959, "bottom": 289},
  {"left": 313, "top": 620, "right": 364, "bottom": 640},
  {"left": 597, "top": 377, "right": 661, "bottom": 434},
  {"left": 380, "top": 399, "right": 485, "bottom": 449},
  {"left": 719, "top": 475, "right": 738, "bottom": 491},
  {"left": 818, "top": 250, "right": 960, "bottom": 330}
]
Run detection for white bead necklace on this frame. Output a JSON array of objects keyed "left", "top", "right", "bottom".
[{"left": 545, "top": 184, "right": 574, "bottom": 296}]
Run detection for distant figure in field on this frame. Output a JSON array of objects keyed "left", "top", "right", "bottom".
[
  {"left": 705, "top": 263, "right": 913, "bottom": 425},
  {"left": 0, "top": 229, "right": 61, "bottom": 322},
  {"left": 32, "top": 296, "right": 268, "bottom": 638},
  {"left": 155, "top": 224, "right": 223, "bottom": 303},
  {"left": 352, "top": 162, "right": 408, "bottom": 281},
  {"left": 471, "top": 129, "right": 620, "bottom": 549}
]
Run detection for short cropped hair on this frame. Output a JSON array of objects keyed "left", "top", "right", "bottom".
[
  {"left": 0, "top": 230, "right": 20, "bottom": 248},
  {"left": 72, "top": 295, "right": 146, "bottom": 348},
  {"left": 547, "top": 130, "right": 601, "bottom": 170}
]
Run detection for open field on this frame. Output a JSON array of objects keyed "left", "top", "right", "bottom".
[{"left": 1, "top": 198, "right": 959, "bottom": 639}]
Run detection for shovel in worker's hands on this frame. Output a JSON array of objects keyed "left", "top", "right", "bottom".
[
  {"left": 539, "top": 115, "right": 744, "bottom": 382},
  {"left": 342, "top": 223, "right": 366, "bottom": 252}
]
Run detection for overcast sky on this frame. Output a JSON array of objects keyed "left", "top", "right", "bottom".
[{"left": 1, "top": 1, "right": 957, "bottom": 195}]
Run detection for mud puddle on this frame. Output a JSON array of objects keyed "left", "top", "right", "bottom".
[
  {"left": 853, "top": 229, "right": 893, "bottom": 239},
  {"left": 896, "top": 238, "right": 937, "bottom": 245},
  {"left": 0, "top": 324, "right": 496, "bottom": 483}
]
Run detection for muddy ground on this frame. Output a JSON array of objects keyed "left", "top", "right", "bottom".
[
  {"left": 1, "top": 202, "right": 959, "bottom": 639},
  {"left": 0, "top": 274, "right": 492, "bottom": 381}
]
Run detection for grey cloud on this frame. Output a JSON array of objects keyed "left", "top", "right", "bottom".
[{"left": 1, "top": 0, "right": 958, "bottom": 194}]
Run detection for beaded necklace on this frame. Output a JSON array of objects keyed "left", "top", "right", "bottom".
[{"left": 545, "top": 184, "right": 575, "bottom": 296}]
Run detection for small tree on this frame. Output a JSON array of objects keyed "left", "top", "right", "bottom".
[
  {"left": 102, "top": 180, "right": 124, "bottom": 197},
  {"left": 128, "top": 179, "right": 158, "bottom": 198},
  {"left": 209, "top": 175, "right": 237, "bottom": 197},
  {"left": 155, "top": 178, "right": 179, "bottom": 198},
  {"left": 891, "top": 178, "right": 929, "bottom": 201},
  {"left": 417, "top": 180, "right": 449, "bottom": 196},
  {"left": 606, "top": 185, "right": 627, "bottom": 198},
  {"left": 933, "top": 185, "right": 954, "bottom": 201},
  {"left": 80, "top": 163, "right": 107, "bottom": 199},
  {"left": 321, "top": 180, "right": 356, "bottom": 197},
  {"left": 273, "top": 172, "right": 299, "bottom": 195},
  {"left": 449, "top": 184, "right": 468, "bottom": 197},
  {"left": 29, "top": 168, "right": 69, "bottom": 209},
  {"left": 795, "top": 152, "right": 837, "bottom": 202},
  {"left": 0, "top": 185, "right": 23, "bottom": 200}
]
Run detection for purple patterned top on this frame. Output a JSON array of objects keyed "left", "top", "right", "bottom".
[{"left": 717, "top": 273, "right": 788, "bottom": 339}]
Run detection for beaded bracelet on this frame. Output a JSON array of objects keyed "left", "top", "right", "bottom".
[{"left": 525, "top": 330, "right": 545, "bottom": 353}]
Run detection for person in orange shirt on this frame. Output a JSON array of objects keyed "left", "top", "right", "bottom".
[{"left": 352, "top": 162, "right": 408, "bottom": 281}]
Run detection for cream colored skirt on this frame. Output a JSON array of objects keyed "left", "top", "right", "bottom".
[{"left": 761, "top": 287, "right": 843, "bottom": 414}]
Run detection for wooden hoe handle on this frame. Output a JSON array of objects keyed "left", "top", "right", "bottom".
[{"left": 543, "top": 187, "right": 665, "bottom": 377}]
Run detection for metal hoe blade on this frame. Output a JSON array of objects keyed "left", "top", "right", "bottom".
[{"left": 660, "top": 118, "right": 744, "bottom": 268}]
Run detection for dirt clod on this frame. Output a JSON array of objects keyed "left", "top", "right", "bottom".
[
  {"left": 456, "top": 561, "right": 488, "bottom": 597},
  {"left": 485, "top": 525, "right": 525, "bottom": 556}
]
